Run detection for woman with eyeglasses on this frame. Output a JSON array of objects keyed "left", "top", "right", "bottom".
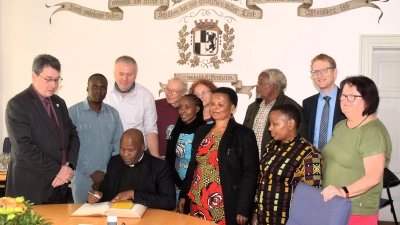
[
  {"left": 165, "top": 94, "right": 205, "bottom": 211},
  {"left": 189, "top": 79, "right": 217, "bottom": 122},
  {"left": 321, "top": 76, "right": 392, "bottom": 225}
]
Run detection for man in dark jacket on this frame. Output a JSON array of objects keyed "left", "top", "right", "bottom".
[
  {"left": 87, "top": 128, "right": 175, "bottom": 210},
  {"left": 6, "top": 54, "right": 79, "bottom": 204},
  {"left": 302, "top": 54, "right": 345, "bottom": 150},
  {"left": 243, "top": 69, "right": 307, "bottom": 158}
]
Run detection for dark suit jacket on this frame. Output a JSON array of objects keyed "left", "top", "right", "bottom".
[
  {"left": 5, "top": 85, "right": 80, "bottom": 204},
  {"left": 180, "top": 120, "right": 259, "bottom": 224},
  {"left": 302, "top": 88, "right": 345, "bottom": 144},
  {"left": 243, "top": 92, "right": 308, "bottom": 156},
  {"left": 98, "top": 153, "right": 176, "bottom": 210}
]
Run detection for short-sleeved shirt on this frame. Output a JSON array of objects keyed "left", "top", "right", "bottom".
[{"left": 322, "top": 119, "right": 392, "bottom": 215}]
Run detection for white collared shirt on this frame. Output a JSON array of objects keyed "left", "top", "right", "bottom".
[
  {"left": 104, "top": 82, "right": 158, "bottom": 148},
  {"left": 129, "top": 153, "right": 144, "bottom": 167}
]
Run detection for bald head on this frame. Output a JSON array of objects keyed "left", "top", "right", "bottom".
[
  {"left": 120, "top": 128, "right": 145, "bottom": 165},
  {"left": 122, "top": 128, "right": 144, "bottom": 144}
]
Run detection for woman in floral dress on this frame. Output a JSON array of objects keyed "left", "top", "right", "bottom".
[{"left": 179, "top": 87, "right": 259, "bottom": 225}]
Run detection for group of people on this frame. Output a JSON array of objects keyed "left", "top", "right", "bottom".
[{"left": 4, "top": 53, "right": 392, "bottom": 225}]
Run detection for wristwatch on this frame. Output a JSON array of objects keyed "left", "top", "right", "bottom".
[
  {"left": 342, "top": 186, "right": 350, "bottom": 198},
  {"left": 65, "top": 162, "right": 76, "bottom": 171}
]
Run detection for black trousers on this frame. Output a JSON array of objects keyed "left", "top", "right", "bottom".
[{"left": 42, "top": 183, "right": 69, "bottom": 204}]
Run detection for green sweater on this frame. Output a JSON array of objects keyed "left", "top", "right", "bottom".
[{"left": 322, "top": 119, "right": 392, "bottom": 215}]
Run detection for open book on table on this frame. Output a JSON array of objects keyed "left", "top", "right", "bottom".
[{"left": 70, "top": 201, "right": 147, "bottom": 218}]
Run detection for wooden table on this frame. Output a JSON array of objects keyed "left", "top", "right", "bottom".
[{"left": 33, "top": 204, "right": 217, "bottom": 225}]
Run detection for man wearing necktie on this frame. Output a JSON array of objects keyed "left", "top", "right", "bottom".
[
  {"left": 5, "top": 54, "right": 80, "bottom": 204},
  {"left": 302, "top": 54, "right": 345, "bottom": 150}
]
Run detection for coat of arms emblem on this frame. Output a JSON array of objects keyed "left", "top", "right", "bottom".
[
  {"left": 177, "top": 19, "right": 235, "bottom": 69},
  {"left": 192, "top": 20, "right": 222, "bottom": 56}
]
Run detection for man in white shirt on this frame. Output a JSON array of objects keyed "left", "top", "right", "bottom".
[{"left": 104, "top": 56, "right": 160, "bottom": 157}]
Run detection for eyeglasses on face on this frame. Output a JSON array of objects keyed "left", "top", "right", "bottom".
[
  {"left": 165, "top": 88, "right": 182, "bottom": 95},
  {"left": 193, "top": 90, "right": 211, "bottom": 97},
  {"left": 310, "top": 67, "right": 333, "bottom": 76},
  {"left": 38, "top": 74, "right": 63, "bottom": 84},
  {"left": 340, "top": 93, "right": 362, "bottom": 102}
]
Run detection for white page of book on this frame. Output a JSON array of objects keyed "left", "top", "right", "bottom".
[{"left": 71, "top": 202, "right": 110, "bottom": 216}]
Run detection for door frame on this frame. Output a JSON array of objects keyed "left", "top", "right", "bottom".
[
  {"left": 359, "top": 34, "right": 400, "bottom": 77},
  {"left": 359, "top": 34, "right": 400, "bottom": 222}
]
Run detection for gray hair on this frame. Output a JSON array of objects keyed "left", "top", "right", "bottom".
[
  {"left": 169, "top": 77, "right": 188, "bottom": 93},
  {"left": 115, "top": 56, "right": 138, "bottom": 74},
  {"left": 32, "top": 54, "right": 61, "bottom": 75},
  {"left": 261, "top": 69, "right": 287, "bottom": 92}
]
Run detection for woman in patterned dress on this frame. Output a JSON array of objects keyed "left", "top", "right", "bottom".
[
  {"left": 252, "top": 104, "right": 323, "bottom": 225},
  {"left": 165, "top": 94, "right": 205, "bottom": 208},
  {"left": 179, "top": 87, "right": 259, "bottom": 225}
]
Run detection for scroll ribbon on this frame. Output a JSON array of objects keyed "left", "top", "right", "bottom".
[{"left": 47, "top": 0, "right": 388, "bottom": 22}]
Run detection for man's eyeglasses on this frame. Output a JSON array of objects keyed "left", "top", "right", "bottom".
[
  {"left": 194, "top": 90, "right": 211, "bottom": 97},
  {"left": 310, "top": 68, "right": 333, "bottom": 76},
  {"left": 165, "top": 88, "right": 182, "bottom": 95},
  {"left": 38, "top": 75, "right": 63, "bottom": 84},
  {"left": 340, "top": 93, "right": 362, "bottom": 102}
]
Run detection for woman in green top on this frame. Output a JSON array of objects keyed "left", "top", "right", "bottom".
[{"left": 321, "top": 75, "right": 392, "bottom": 225}]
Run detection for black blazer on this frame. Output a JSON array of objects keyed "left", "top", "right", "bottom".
[
  {"left": 180, "top": 120, "right": 259, "bottom": 224},
  {"left": 302, "top": 88, "right": 345, "bottom": 144},
  {"left": 5, "top": 85, "right": 80, "bottom": 204},
  {"left": 98, "top": 153, "right": 176, "bottom": 210}
]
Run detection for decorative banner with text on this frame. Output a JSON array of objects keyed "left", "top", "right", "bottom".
[
  {"left": 47, "top": 0, "right": 387, "bottom": 23},
  {"left": 158, "top": 74, "right": 255, "bottom": 98}
]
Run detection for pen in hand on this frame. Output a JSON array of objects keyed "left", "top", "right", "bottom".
[{"left": 88, "top": 191, "right": 101, "bottom": 199}]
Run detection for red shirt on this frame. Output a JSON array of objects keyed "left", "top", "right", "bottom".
[{"left": 155, "top": 98, "right": 179, "bottom": 156}]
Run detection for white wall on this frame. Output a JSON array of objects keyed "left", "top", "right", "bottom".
[
  {"left": 0, "top": 1, "right": 3, "bottom": 151},
  {"left": 1, "top": 1, "right": 399, "bottom": 144},
  {"left": 1, "top": 0, "right": 400, "bottom": 221}
]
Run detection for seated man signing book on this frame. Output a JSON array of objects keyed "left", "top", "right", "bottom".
[{"left": 87, "top": 128, "right": 176, "bottom": 210}]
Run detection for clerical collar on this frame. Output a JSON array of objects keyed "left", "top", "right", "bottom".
[
  {"left": 115, "top": 82, "right": 135, "bottom": 94},
  {"left": 129, "top": 153, "right": 144, "bottom": 167}
]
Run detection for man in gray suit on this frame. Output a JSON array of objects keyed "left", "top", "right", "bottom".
[{"left": 5, "top": 54, "right": 80, "bottom": 204}]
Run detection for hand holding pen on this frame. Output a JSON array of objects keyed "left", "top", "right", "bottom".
[{"left": 87, "top": 190, "right": 103, "bottom": 204}]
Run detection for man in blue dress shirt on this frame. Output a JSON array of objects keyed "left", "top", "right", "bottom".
[
  {"left": 68, "top": 73, "right": 124, "bottom": 203},
  {"left": 302, "top": 54, "right": 345, "bottom": 150}
]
